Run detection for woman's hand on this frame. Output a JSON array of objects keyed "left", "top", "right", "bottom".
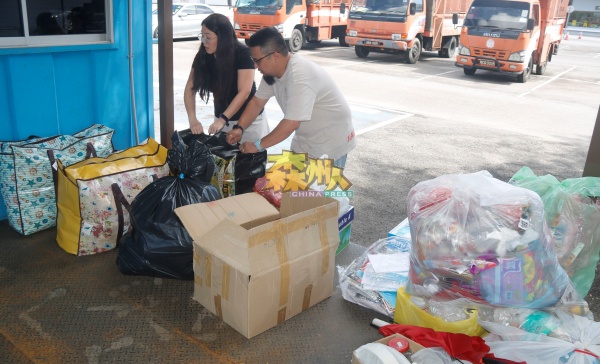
[
  {"left": 189, "top": 119, "right": 204, "bottom": 134},
  {"left": 208, "top": 117, "right": 226, "bottom": 135}
]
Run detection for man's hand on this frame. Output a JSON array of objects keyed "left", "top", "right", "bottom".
[
  {"left": 208, "top": 118, "right": 226, "bottom": 135},
  {"left": 239, "top": 141, "right": 257, "bottom": 154},
  {"left": 189, "top": 119, "right": 204, "bottom": 134},
  {"left": 227, "top": 128, "right": 243, "bottom": 144}
]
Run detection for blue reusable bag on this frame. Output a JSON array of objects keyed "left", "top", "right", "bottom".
[{"left": 0, "top": 124, "right": 114, "bottom": 235}]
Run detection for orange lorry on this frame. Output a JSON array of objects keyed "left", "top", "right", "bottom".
[
  {"left": 233, "top": 0, "right": 349, "bottom": 52},
  {"left": 454, "top": 0, "right": 569, "bottom": 82},
  {"left": 344, "top": 0, "right": 471, "bottom": 63}
]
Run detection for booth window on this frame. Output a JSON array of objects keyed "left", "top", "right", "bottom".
[{"left": 0, "top": 0, "right": 112, "bottom": 47}]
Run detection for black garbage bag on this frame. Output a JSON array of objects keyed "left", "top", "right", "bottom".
[
  {"left": 116, "top": 131, "right": 220, "bottom": 280},
  {"left": 179, "top": 129, "right": 267, "bottom": 197}
]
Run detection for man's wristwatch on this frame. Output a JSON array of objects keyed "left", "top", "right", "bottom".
[{"left": 232, "top": 124, "right": 244, "bottom": 134}]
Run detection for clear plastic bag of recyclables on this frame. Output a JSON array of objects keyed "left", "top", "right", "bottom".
[
  {"left": 406, "top": 170, "right": 581, "bottom": 309},
  {"left": 116, "top": 131, "right": 220, "bottom": 280},
  {"left": 338, "top": 236, "right": 412, "bottom": 317}
]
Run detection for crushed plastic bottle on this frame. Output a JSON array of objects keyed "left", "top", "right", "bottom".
[{"left": 479, "top": 307, "right": 573, "bottom": 341}]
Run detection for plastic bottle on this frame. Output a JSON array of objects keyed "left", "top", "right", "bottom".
[
  {"left": 480, "top": 307, "right": 572, "bottom": 341},
  {"left": 427, "top": 300, "right": 469, "bottom": 322}
]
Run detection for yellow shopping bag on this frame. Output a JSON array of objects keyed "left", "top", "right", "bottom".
[
  {"left": 394, "top": 287, "right": 488, "bottom": 337},
  {"left": 56, "top": 138, "right": 170, "bottom": 256}
]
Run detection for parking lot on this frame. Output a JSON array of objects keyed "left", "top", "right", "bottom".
[{"left": 155, "top": 31, "right": 599, "bottom": 145}]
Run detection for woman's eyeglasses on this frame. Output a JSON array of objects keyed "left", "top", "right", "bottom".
[{"left": 198, "top": 34, "right": 217, "bottom": 43}]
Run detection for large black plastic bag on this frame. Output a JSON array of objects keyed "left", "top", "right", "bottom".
[
  {"left": 116, "top": 131, "right": 220, "bottom": 280},
  {"left": 179, "top": 129, "right": 268, "bottom": 197}
]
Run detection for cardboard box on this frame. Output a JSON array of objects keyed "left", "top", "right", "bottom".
[
  {"left": 337, "top": 205, "right": 354, "bottom": 255},
  {"left": 352, "top": 333, "right": 425, "bottom": 364},
  {"left": 174, "top": 192, "right": 340, "bottom": 339}
]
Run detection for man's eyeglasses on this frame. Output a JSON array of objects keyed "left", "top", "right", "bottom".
[
  {"left": 252, "top": 52, "right": 275, "bottom": 64},
  {"left": 198, "top": 34, "right": 217, "bottom": 43}
]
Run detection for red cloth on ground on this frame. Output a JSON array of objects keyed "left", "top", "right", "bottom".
[
  {"left": 379, "top": 324, "right": 490, "bottom": 363},
  {"left": 379, "top": 324, "right": 525, "bottom": 364}
]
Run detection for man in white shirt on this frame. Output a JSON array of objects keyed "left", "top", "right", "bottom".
[{"left": 226, "top": 27, "right": 356, "bottom": 168}]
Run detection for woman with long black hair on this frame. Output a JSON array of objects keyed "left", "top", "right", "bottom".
[{"left": 184, "top": 13, "right": 268, "bottom": 142}]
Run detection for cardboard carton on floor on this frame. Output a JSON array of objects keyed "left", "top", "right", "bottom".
[
  {"left": 175, "top": 192, "right": 340, "bottom": 339},
  {"left": 352, "top": 333, "right": 425, "bottom": 364}
]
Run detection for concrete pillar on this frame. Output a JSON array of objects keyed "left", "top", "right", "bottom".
[{"left": 583, "top": 105, "right": 600, "bottom": 177}]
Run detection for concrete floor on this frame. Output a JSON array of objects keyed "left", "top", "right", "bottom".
[{"left": 0, "top": 220, "right": 390, "bottom": 364}]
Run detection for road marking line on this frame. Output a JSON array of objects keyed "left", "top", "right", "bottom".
[
  {"left": 518, "top": 66, "right": 576, "bottom": 97},
  {"left": 300, "top": 48, "right": 345, "bottom": 55},
  {"left": 559, "top": 77, "right": 599, "bottom": 85},
  {"left": 356, "top": 113, "right": 414, "bottom": 135},
  {"left": 348, "top": 101, "right": 413, "bottom": 115},
  {"left": 416, "top": 69, "right": 460, "bottom": 81},
  {"left": 328, "top": 60, "right": 381, "bottom": 68}
]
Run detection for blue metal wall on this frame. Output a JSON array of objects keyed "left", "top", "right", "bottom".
[{"left": 0, "top": 0, "right": 154, "bottom": 221}]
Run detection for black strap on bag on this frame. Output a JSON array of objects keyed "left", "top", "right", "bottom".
[
  {"left": 85, "top": 142, "right": 98, "bottom": 159},
  {"left": 111, "top": 174, "right": 159, "bottom": 244},
  {"left": 48, "top": 142, "right": 98, "bottom": 192},
  {"left": 111, "top": 183, "right": 132, "bottom": 245}
]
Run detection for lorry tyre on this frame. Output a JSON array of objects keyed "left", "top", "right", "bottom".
[
  {"left": 463, "top": 68, "right": 476, "bottom": 76},
  {"left": 536, "top": 63, "right": 546, "bottom": 75},
  {"left": 339, "top": 36, "right": 349, "bottom": 47},
  {"left": 517, "top": 55, "right": 533, "bottom": 83},
  {"left": 405, "top": 38, "right": 421, "bottom": 64},
  {"left": 355, "top": 45, "right": 370, "bottom": 58},
  {"left": 288, "top": 29, "right": 305, "bottom": 53},
  {"left": 439, "top": 36, "right": 457, "bottom": 58},
  {"left": 446, "top": 36, "right": 458, "bottom": 58}
]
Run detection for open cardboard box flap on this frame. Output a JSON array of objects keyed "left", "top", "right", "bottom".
[
  {"left": 175, "top": 193, "right": 280, "bottom": 272},
  {"left": 175, "top": 192, "right": 340, "bottom": 275}
]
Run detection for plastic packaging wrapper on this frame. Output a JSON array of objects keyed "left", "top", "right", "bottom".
[
  {"left": 509, "top": 166, "right": 600, "bottom": 298},
  {"left": 406, "top": 170, "right": 580, "bottom": 309},
  {"left": 116, "top": 132, "right": 220, "bottom": 280},
  {"left": 338, "top": 236, "right": 411, "bottom": 317},
  {"left": 353, "top": 343, "right": 412, "bottom": 364},
  {"left": 394, "top": 286, "right": 488, "bottom": 337},
  {"left": 477, "top": 305, "right": 592, "bottom": 342},
  {"left": 180, "top": 130, "right": 267, "bottom": 198},
  {"left": 410, "top": 347, "right": 461, "bottom": 364},
  {"left": 481, "top": 309, "right": 600, "bottom": 364},
  {"left": 389, "top": 218, "right": 412, "bottom": 240},
  {"left": 254, "top": 175, "right": 282, "bottom": 207}
]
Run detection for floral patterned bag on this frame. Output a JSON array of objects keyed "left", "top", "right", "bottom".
[
  {"left": 0, "top": 124, "right": 114, "bottom": 235},
  {"left": 56, "top": 138, "right": 169, "bottom": 256}
]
